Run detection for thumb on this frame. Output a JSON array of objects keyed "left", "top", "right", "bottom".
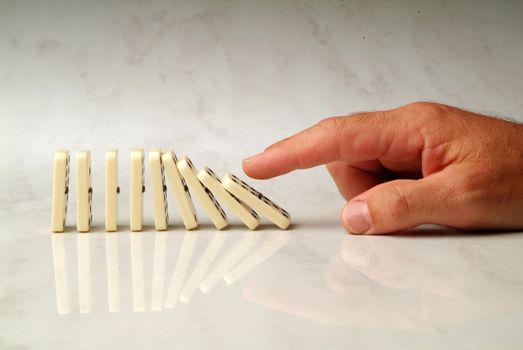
[{"left": 342, "top": 177, "right": 448, "bottom": 234}]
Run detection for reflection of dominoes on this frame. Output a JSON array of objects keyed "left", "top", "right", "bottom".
[
  {"left": 51, "top": 150, "right": 70, "bottom": 232},
  {"left": 149, "top": 150, "right": 168, "bottom": 231},
  {"left": 105, "top": 150, "right": 119, "bottom": 232},
  {"left": 162, "top": 151, "right": 198, "bottom": 230},
  {"left": 222, "top": 173, "right": 291, "bottom": 229},
  {"left": 223, "top": 232, "right": 291, "bottom": 285},
  {"left": 198, "top": 167, "right": 260, "bottom": 230},
  {"left": 50, "top": 230, "right": 291, "bottom": 314},
  {"left": 177, "top": 157, "right": 228, "bottom": 230},
  {"left": 51, "top": 149, "right": 291, "bottom": 232},
  {"left": 76, "top": 151, "right": 92, "bottom": 232},
  {"left": 130, "top": 149, "right": 145, "bottom": 232},
  {"left": 179, "top": 232, "right": 227, "bottom": 303},
  {"left": 164, "top": 232, "right": 198, "bottom": 309}
]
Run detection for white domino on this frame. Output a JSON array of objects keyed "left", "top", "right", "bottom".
[
  {"left": 177, "top": 157, "right": 228, "bottom": 230},
  {"left": 130, "top": 149, "right": 145, "bottom": 231},
  {"left": 197, "top": 167, "right": 260, "bottom": 230},
  {"left": 222, "top": 173, "right": 291, "bottom": 229},
  {"left": 162, "top": 151, "right": 198, "bottom": 230},
  {"left": 51, "top": 150, "right": 70, "bottom": 233},
  {"left": 105, "top": 149, "right": 119, "bottom": 232},
  {"left": 149, "top": 150, "right": 168, "bottom": 231},
  {"left": 51, "top": 149, "right": 291, "bottom": 233},
  {"left": 76, "top": 150, "right": 92, "bottom": 232}
]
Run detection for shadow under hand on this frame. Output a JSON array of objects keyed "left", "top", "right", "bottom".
[{"left": 390, "top": 224, "right": 523, "bottom": 238}]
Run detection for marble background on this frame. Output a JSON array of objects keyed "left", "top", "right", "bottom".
[{"left": 1, "top": 0, "right": 522, "bottom": 349}]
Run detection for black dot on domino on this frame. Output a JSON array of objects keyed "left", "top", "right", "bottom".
[{"left": 207, "top": 168, "right": 220, "bottom": 182}]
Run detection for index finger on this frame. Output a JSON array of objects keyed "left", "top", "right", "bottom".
[{"left": 243, "top": 110, "right": 413, "bottom": 179}]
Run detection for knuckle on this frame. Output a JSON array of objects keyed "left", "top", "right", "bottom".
[
  {"left": 403, "top": 101, "right": 442, "bottom": 120},
  {"left": 318, "top": 116, "right": 347, "bottom": 131},
  {"left": 386, "top": 184, "right": 411, "bottom": 221},
  {"left": 370, "top": 183, "right": 412, "bottom": 228},
  {"left": 404, "top": 101, "right": 435, "bottom": 111}
]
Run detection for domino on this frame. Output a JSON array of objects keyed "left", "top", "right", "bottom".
[
  {"left": 177, "top": 157, "right": 228, "bottom": 230},
  {"left": 51, "top": 149, "right": 292, "bottom": 233},
  {"left": 222, "top": 173, "right": 291, "bottom": 229},
  {"left": 197, "top": 167, "right": 260, "bottom": 230},
  {"left": 149, "top": 150, "right": 168, "bottom": 230},
  {"left": 130, "top": 149, "right": 145, "bottom": 231},
  {"left": 161, "top": 151, "right": 198, "bottom": 230},
  {"left": 51, "top": 150, "right": 70, "bottom": 232},
  {"left": 105, "top": 149, "right": 119, "bottom": 232},
  {"left": 76, "top": 150, "right": 92, "bottom": 232}
]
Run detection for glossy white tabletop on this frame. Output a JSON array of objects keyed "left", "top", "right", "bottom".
[{"left": 1, "top": 1, "right": 523, "bottom": 349}]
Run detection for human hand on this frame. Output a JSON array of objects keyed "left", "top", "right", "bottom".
[{"left": 243, "top": 102, "right": 523, "bottom": 234}]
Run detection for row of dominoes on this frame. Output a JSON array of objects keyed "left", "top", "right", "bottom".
[{"left": 51, "top": 150, "right": 291, "bottom": 233}]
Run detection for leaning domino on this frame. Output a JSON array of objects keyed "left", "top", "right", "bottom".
[
  {"left": 51, "top": 150, "right": 70, "bottom": 232},
  {"left": 162, "top": 151, "right": 198, "bottom": 230},
  {"left": 222, "top": 173, "right": 291, "bottom": 229},
  {"left": 130, "top": 149, "right": 145, "bottom": 231},
  {"left": 177, "top": 157, "right": 228, "bottom": 230},
  {"left": 76, "top": 150, "right": 92, "bottom": 232},
  {"left": 149, "top": 150, "right": 168, "bottom": 230},
  {"left": 197, "top": 167, "right": 260, "bottom": 230},
  {"left": 105, "top": 149, "right": 119, "bottom": 232}
]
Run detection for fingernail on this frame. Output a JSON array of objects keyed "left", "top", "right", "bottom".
[
  {"left": 343, "top": 200, "right": 371, "bottom": 234},
  {"left": 243, "top": 152, "right": 263, "bottom": 163}
]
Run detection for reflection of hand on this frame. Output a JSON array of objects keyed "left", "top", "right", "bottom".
[
  {"left": 243, "top": 245, "right": 425, "bottom": 329},
  {"left": 243, "top": 102, "right": 523, "bottom": 234},
  {"left": 244, "top": 231, "right": 523, "bottom": 329},
  {"left": 336, "top": 233, "right": 459, "bottom": 297},
  {"left": 330, "top": 233, "right": 523, "bottom": 324}
]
